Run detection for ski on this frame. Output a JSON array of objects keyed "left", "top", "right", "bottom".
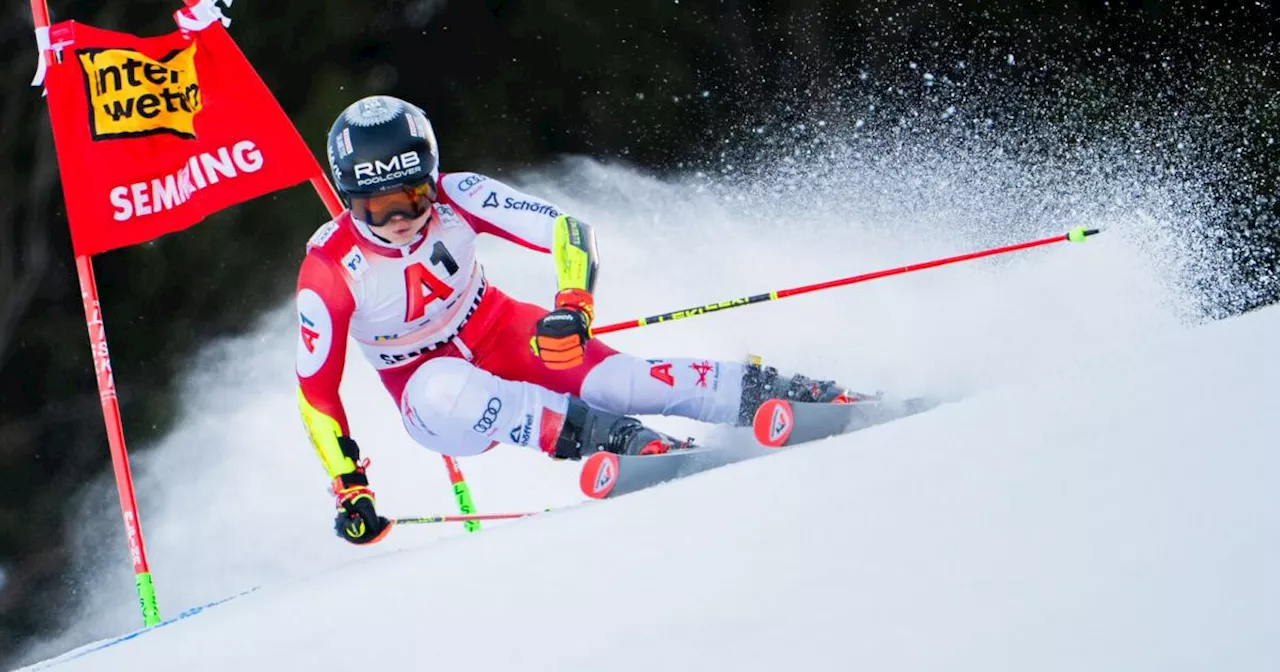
[
  {"left": 579, "top": 396, "right": 947, "bottom": 500},
  {"left": 752, "top": 396, "right": 942, "bottom": 448},
  {"left": 579, "top": 445, "right": 735, "bottom": 500}
]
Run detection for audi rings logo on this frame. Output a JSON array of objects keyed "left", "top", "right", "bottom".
[{"left": 473, "top": 397, "right": 502, "bottom": 433}]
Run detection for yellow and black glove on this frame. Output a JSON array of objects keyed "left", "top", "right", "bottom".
[
  {"left": 533, "top": 288, "right": 594, "bottom": 369},
  {"left": 331, "top": 454, "right": 391, "bottom": 545}
]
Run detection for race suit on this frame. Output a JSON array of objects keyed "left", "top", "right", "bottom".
[{"left": 295, "top": 172, "right": 747, "bottom": 482}]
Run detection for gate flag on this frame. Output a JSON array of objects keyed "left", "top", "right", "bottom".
[{"left": 41, "top": 16, "right": 319, "bottom": 256}]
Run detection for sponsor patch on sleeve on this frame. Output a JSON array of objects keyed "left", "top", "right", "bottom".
[
  {"left": 340, "top": 246, "right": 369, "bottom": 278},
  {"left": 453, "top": 173, "right": 489, "bottom": 195},
  {"left": 308, "top": 221, "right": 340, "bottom": 249},
  {"left": 296, "top": 289, "right": 333, "bottom": 378}
]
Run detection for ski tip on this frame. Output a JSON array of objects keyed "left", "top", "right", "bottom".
[
  {"left": 580, "top": 451, "right": 620, "bottom": 499},
  {"left": 753, "top": 399, "right": 794, "bottom": 448}
]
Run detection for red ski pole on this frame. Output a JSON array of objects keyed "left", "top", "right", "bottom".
[{"left": 593, "top": 227, "right": 1099, "bottom": 336}]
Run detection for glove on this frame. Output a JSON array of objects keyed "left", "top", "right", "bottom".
[
  {"left": 532, "top": 289, "right": 594, "bottom": 370},
  {"left": 332, "top": 472, "right": 391, "bottom": 545}
]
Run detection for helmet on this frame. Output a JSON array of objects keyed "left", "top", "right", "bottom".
[{"left": 326, "top": 95, "right": 440, "bottom": 227}]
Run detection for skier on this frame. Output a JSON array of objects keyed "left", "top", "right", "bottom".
[{"left": 296, "top": 95, "right": 853, "bottom": 545}]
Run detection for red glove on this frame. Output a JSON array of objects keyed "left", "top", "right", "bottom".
[{"left": 532, "top": 289, "right": 595, "bottom": 370}]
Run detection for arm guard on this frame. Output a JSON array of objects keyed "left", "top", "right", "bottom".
[
  {"left": 297, "top": 388, "right": 361, "bottom": 480},
  {"left": 551, "top": 215, "right": 599, "bottom": 295}
]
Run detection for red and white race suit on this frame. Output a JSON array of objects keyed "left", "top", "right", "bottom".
[{"left": 295, "top": 172, "right": 745, "bottom": 478}]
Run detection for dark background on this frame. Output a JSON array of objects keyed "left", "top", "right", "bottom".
[{"left": 2, "top": 0, "right": 1277, "bottom": 664}]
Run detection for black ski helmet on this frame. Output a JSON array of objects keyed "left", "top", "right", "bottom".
[{"left": 326, "top": 95, "right": 440, "bottom": 203}]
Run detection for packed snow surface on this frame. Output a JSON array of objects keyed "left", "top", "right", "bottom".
[{"left": 17, "top": 160, "right": 1278, "bottom": 670}]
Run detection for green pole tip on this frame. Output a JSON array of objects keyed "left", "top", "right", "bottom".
[
  {"left": 1067, "top": 226, "right": 1089, "bottom": 243},
  {"left": 135, "top": 571, "right": 162, "bottom": 627}
]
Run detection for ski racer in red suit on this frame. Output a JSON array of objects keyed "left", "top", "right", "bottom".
[{"left": 297, "top": 96, "right": 852, "bottom": 544}]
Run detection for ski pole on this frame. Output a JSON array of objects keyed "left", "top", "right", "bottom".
[
  {"left": 593, "top": 226, "right": 1099, "bottom": 335},
  {"left": 441, "top": 455, "right": 483, "bottom": 533},
  {"left": 392, "top": 511, "right": 547, "bottom": 525}
]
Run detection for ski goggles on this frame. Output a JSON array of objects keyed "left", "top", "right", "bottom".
[{"left": 349, "top": 181, "right": 437, "bottom": 228}]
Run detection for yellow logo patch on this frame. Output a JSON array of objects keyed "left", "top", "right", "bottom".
[{"left": 78, "top": 44, "right": 202, "bottom": 140}]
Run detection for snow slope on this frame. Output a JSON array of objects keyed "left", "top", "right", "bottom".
[
  {"left": 22, "top": 282, "right": 1280, "bottom": 671},
  {"left": 15, "top": 157, "right": 1276, "bottom": 670}
]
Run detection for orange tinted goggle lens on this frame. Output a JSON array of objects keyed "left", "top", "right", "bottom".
[{"left": 351, "top": 182, "right": 436, "bottom": 227}]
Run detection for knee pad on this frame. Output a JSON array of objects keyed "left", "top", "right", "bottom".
[
  {"left": 399, "top": 357, "right": 494, "bottom": 457},
  {"left": 403, "top": 356, "right": 473, "bottom": 416}
]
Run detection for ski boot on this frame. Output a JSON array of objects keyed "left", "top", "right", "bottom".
[
  {"left": 551, "top": 397, "right": 693, "bottom": 459},
  {"left": 736, "top": 356, "right": 868, "bottom": 426}
]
